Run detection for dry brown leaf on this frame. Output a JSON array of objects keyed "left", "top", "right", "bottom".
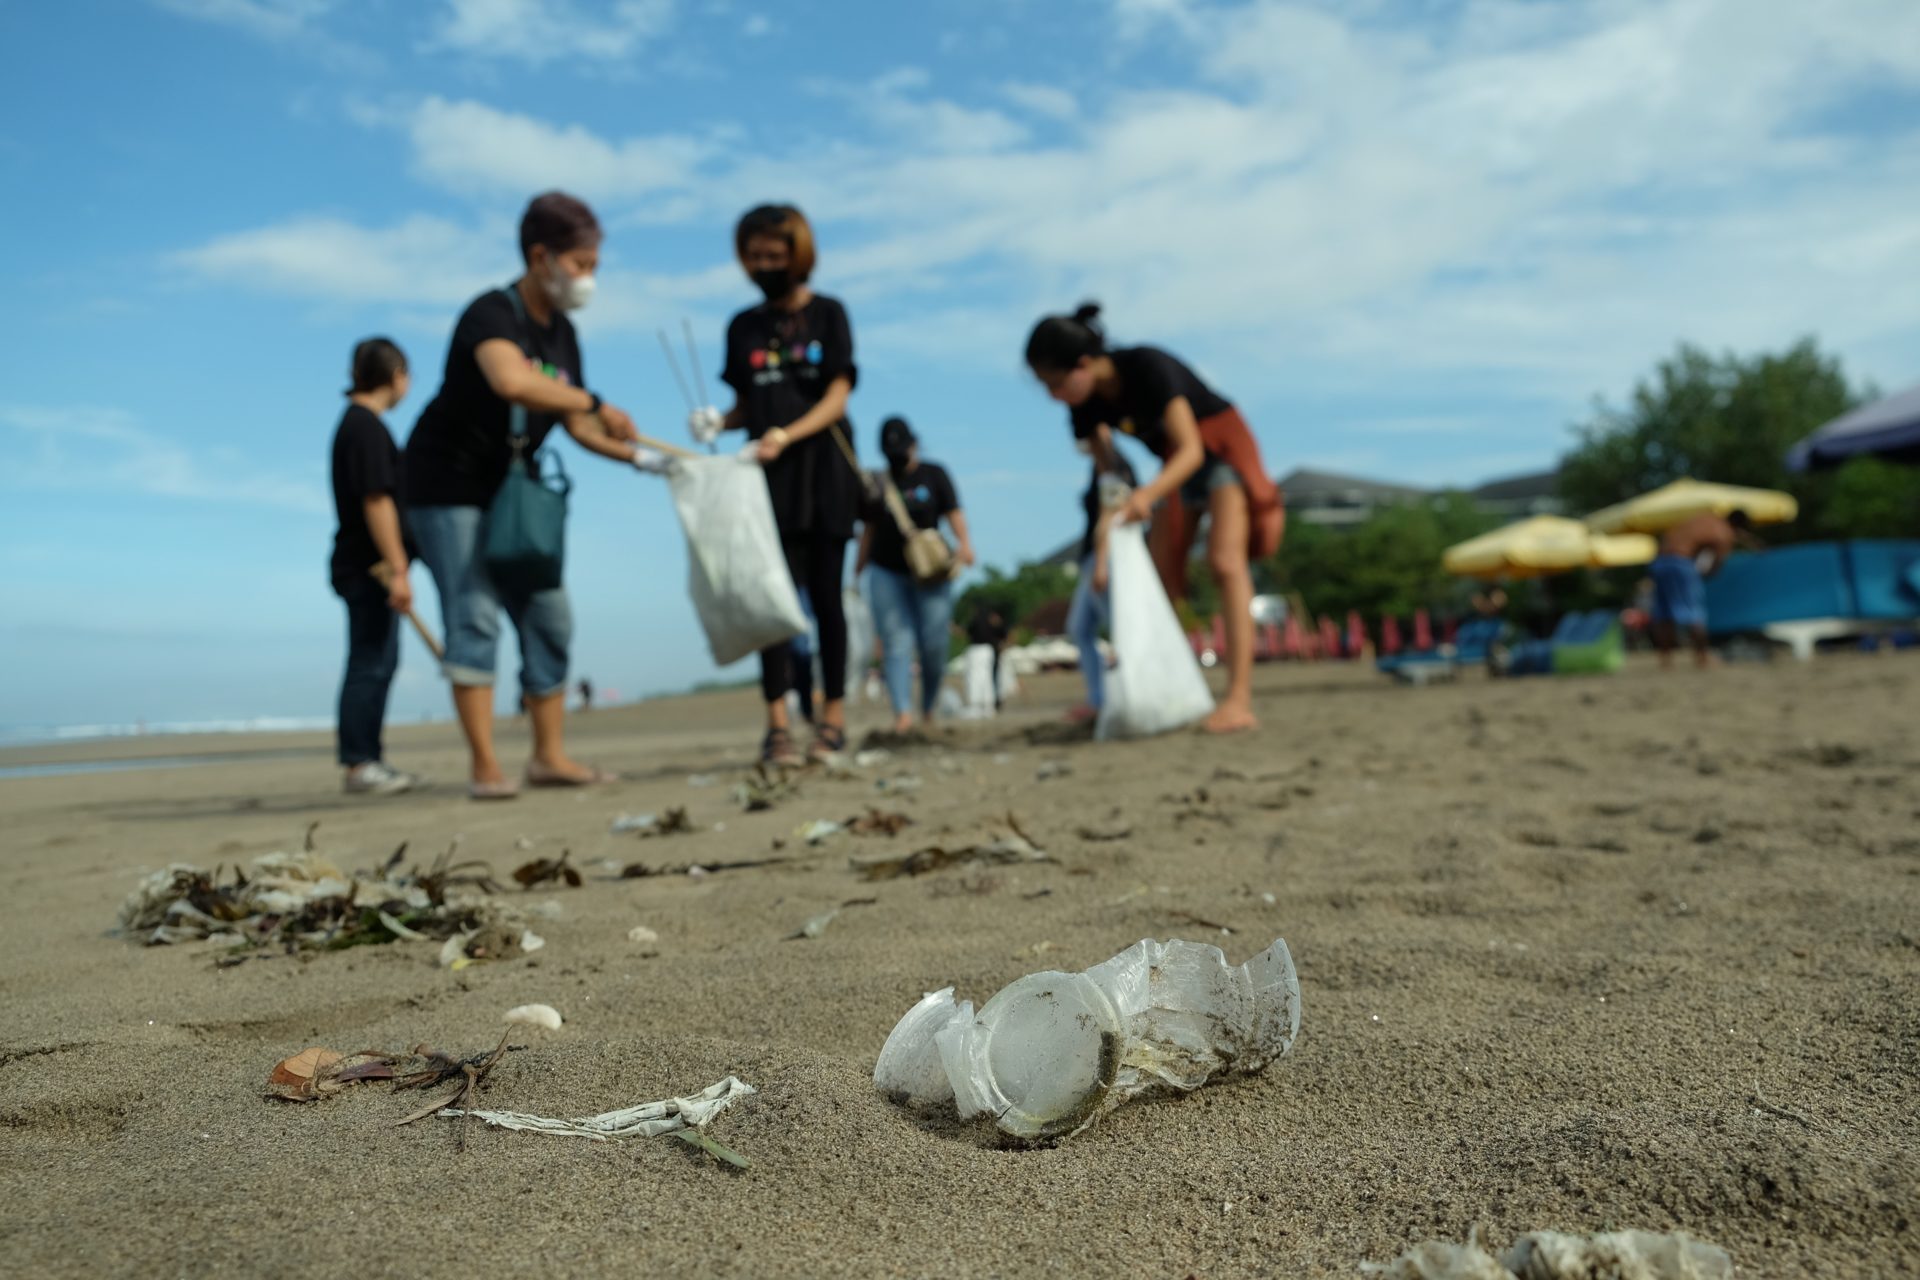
[{"left": 270, "top": 1047, "right": 342, "bottom": 1086}]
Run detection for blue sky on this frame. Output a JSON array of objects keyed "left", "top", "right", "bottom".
[{"left": 4, "top": 0, "right": 1920, "bottom": 734}]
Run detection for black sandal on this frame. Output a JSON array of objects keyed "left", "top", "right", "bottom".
[
  {"left": 808, "top": 724, "right": 847, "bottom": 762},
  {"left": 761, "top": 728, "right": 802, "bottom": 768}
]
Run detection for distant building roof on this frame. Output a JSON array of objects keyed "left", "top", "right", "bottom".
[
  {"left": 1277, "top": 468, "right": 1431, "bottom": 503},
  {"left": 1469, "top": 469, "right": 1561, "bottom": 502}
]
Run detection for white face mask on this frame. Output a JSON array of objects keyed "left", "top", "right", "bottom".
[{"left": 541, "top": 258, "right": 596, "bottom": 311}]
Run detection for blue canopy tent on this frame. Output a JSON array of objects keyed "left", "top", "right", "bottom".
[{"left": 1787, "top": 382, "right": 1920, "bottom": 471}]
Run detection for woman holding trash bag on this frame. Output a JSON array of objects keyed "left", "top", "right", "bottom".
[
  {"left": 1026, "top": 303, "right": 1282, "bottom": 735},
  {"left": 689, "top": 204, "right": 862, "bottom": 765},
  {"left": 405, "top": 191, "right": 667, "bottom": 800},
  {"left": 855, "top": 416, "right": 976, "bottom": 732}
]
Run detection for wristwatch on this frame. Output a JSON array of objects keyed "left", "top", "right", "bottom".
[{"left": 586, "top": 391, "right": 603, "bottom": 416}]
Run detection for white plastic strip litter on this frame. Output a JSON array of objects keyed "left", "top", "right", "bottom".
[{"left": 444, "top": 1076, "right": 755, "bottom": 1140}]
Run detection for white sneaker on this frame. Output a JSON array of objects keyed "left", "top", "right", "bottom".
[{"left": 344, "top": 761, "right": 418, "bottom": 795}]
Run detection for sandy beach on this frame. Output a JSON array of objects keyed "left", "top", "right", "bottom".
[{"left": 2, "top": 658, "right": 1916, "bottom": 1277}]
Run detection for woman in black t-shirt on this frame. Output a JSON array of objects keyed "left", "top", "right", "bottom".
[
  {"left": 329, "top": 337, "right": 418, "bottom": 795},
  {"left": 854, "top": 417, "right": 975, "bottom": 732},
  {"left": 405, "top": 191, "right": 664, "bottom": 800},
  {"left": 1026, "top": 303, "right": 1284, "bottom": 735},
  {"left": 692, "top": 204, "right": 863, "bottom": 765}
]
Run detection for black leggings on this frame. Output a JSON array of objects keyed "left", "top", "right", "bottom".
[{"left": 762, "top": 534, "right": 848, "bottom": 706}]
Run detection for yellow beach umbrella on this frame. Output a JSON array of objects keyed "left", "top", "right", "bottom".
[
  {"left": 1443, "top": 516, "right": 1658, "bottom": 580},
  {"left": 1585, "top": 478, "right": 1797, "bottom": 535}
]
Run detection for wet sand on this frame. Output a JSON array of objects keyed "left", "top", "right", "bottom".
[{"left": 1, "top": 659, "right": 1915, "bottom": 1277}]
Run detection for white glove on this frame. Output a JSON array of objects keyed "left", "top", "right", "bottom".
[
  {"left": 630, "top": 446, "right": 673, "bottom": 476},
  {"left": 688, "top": 406, "right": 725, "bottom": 446}
]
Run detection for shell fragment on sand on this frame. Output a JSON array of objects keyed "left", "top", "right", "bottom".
[
  {"left": 874, "top": 936, "right": 1301, "bottom": 1140},
  {"left": 501, "top": 1003, "right": 562, "bottom": 1031},
  {"left": 444, "top": 1075, "right": 756, "bottom": 1141}
]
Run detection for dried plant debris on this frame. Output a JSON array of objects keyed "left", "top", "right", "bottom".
[
  {"left": 648, "top": 807, "right": 696, "bottom": 837},
  {"left": 851, "top": 813, "right": 1051, "bottom": 881},
  {"left": 1364, "top": 1229, "right": 1731, "bottom": 1280},
  {"left": 621, "top": 855, "right": 786, "bottom": 879},
  {"left": 846, "top": 808, "right": 914, "bottom": 836},
  {"left": 119, "top": 842, "right": 519, "bottom": 958},
  {"left": 734, "top": 766, "right": 800, "bottom": 812},
  {"left": 266, "top": 1034, "right": 518, "bottom": 1108},
  {"left": 511, "top": 849, "right": 581, "bottom": 889}
]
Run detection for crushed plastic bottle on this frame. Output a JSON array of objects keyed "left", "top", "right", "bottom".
[{"left": 874, "top": 936, "right": 1300, "bottom": 1140}]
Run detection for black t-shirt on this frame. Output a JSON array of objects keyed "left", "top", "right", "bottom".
[
  {"left": 722, "top": 294, "right": 860, "bottom": 539},
  {"left": 865, "top": 461, "right": 959, "bottom": 575},
  {"left": 1076, "top": 453, "right": 1139, "bottom": 562},
  {"left": 405, "top": 287, "right": 583, "bottom": 508},
  {"left": 966, "top": 613, "right": 1008, "bottom": 647},
  {"left": 329, "top": 403, "right": 405, "bottom": 595},
  {"left": 1068, "top": 346, "right": 1232, "bottom": 458}
]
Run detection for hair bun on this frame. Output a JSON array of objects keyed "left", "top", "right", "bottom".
[{"left": 1072, "top": 301, "right": 1103, "bottom": 325}]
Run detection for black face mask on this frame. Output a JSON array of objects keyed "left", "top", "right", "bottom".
[{"left": 751, "top": 268, "right": 795, "bottom": 301}]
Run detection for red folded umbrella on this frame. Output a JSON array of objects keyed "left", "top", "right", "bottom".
[
  {"left": 1381, "top": 615, "right": 1403, "bottom": 656},
  {"left": 1346, "top": 610, "right": 1367, "bottom": 656},
  {"left": 1319, "top": 616, "right": 1342, "bottom": 658},
  {"left": 1413, "top": 608, "right": 1433, "bottom": 650}
]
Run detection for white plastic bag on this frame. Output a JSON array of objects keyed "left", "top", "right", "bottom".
[
  {"left": 960, "top": 644, "right": 997, "bottom": 718},
  {"left": 842, "top": 586, "right": 875, "bottom": 702},
  {"left": 669, "top": 455, "right": 809, "bottom": 666},
  {"left": 1096, "top": 523, "right": 1214, "bottom": 739}
]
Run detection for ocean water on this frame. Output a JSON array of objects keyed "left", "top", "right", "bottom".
[{"left": 0, "top": 717, "right": 336, "bottom": 750}]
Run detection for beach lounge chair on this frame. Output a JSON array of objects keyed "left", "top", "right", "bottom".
[
  {"left": 1704, "top": 540, "right": 1920, "bottom": 658},
  {"left": 1376, "top": 616, "right": 1507, "bottom": 683}
]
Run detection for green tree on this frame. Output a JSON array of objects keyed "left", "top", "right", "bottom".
[
  {"left": 955, "top": 561, "right": 1078, "bottom": 639},
  {"left": 1266, "top": 493, "right": 1499, "bottom": 622},
  {"left": 1558, "top": 338, "right": 1920, "bottom": 539}
]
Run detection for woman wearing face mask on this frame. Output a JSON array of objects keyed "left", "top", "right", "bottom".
[
  {"left": 1025, "top": 302, "right": 1283, "bottom": 735},
  {"left": 405, "top": 190, "right": 660, "bottom": 799},
  {"left": 855, "top": 417, "right": 975, "bottom": 733},
  {"left": 690, "top": 204, "right": 862, "bottom": 765}
]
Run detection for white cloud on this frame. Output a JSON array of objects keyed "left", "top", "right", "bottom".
[
  {"left": 170, "top": 214, "right": 509, "bottom": 306},
  {"left": 404, "top": 97, "right": 711, "bottom": 199},
  {"left": 179, "top": 0, "right": 1920, "bottom": 408},
  {"left": 0, "top": 406, "right": 326, "bottom": 513},
  {"left": 427, "top": 0, "right": 676, "bottom": 63},
  {"left": 150, "top": 0, "right": 337, "bottom": 42},
  {"left": 1000, "top": 82, "right": 1079, "bottom": 122},
  {"left": 741, "top": 12, "right": 771, "bottom": 37}
]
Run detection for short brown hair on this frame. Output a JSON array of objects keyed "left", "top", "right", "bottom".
[
  {"left": 734, "top": 203, "right": 817, "bottom": 282},
  {"left": 519, "top": 191, "right": 601, "bottom": 263},
  {"left": 348, "top": 336, "right": 407, "bottom": 394}
]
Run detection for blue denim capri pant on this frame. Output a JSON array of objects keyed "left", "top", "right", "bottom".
[{"left": 408, "top": 505, "right": 572, "bottom": 697}]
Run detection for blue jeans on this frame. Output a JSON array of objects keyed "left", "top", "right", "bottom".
[
  {"left": 1067, "top": 554, "right": 1110, "bottom": 710},
  {"left": 336, "top": 578, "right": 399, "bottom": 765},
  {"left": 409, "top": 505, "right": 572, "bottom": 697},
  {"left": 866, "top": 567, "right": 953, "bottom": 717}
]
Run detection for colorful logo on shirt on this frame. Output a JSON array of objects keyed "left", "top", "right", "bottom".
[
  {"left": 1118, "top": 417, "right": 1137, "bottom": 437},
  {"left": 750, "top": 349, "right": 767, "bottom": 370},
  {"left": 806, "top": 340, "right": 823, "bottom": 364},
  {"left": 527, "top": 355, "right": 571, "bottom": 385}
]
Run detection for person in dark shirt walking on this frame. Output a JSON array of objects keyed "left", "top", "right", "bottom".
[
  {"left": 329, "top": 337, "right": 418, "bottom": 795},
  {"left": 1026, "top": 303, "right": 1284, "bottom": 734},
  {"left": 687, "top": 204, "right": 864, "bottom": 765},
  {"left": 856, "top": 417, "right": 975, "bottom": 731}
]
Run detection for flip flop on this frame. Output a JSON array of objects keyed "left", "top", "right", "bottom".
[
  {"left": 524, "top": 762, "right": 619, "bottom": 788},
  {"left": 469, "top": 778, "right": 520, "bottom": 801}
]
